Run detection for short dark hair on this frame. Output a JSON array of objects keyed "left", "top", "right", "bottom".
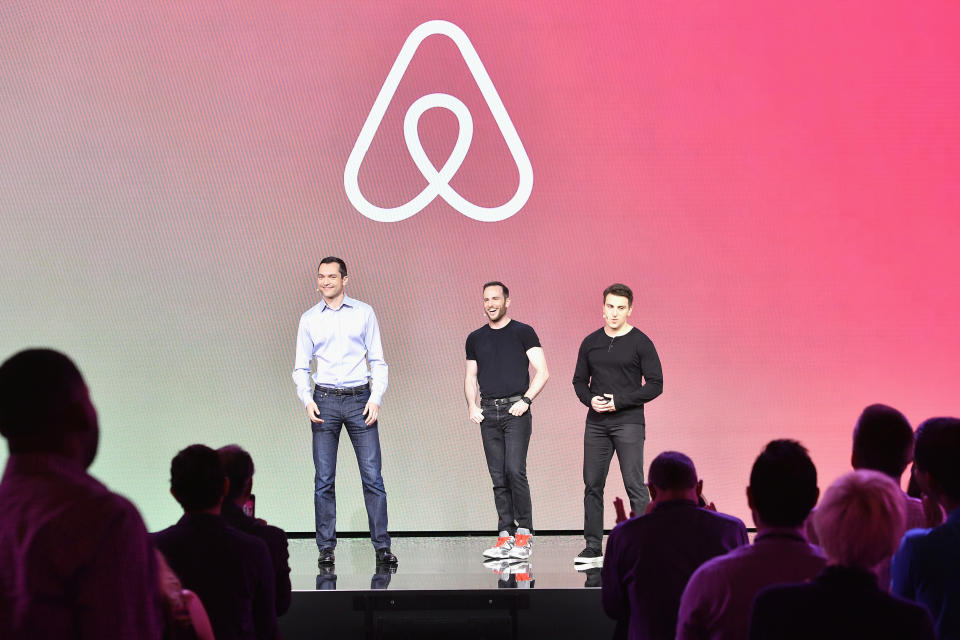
[
  {"left": 852, "top": 404, "right": 914, "bottom": 479},
  {"left": 318, "top": 256, "right": 347, "bottom": 277},
  {"left": 648, "top": 451, "right": 697, "bottom": 490},
  {"left": 170, "top": 444, "right": 226, "bottom": 511},
  {"left": 482, "top": 281, "right": 509, "bottom": 298},
  {"left": 749, "top": 439, "right": 818, "bottom": 527},
  {"left": 603, "top": 283, "right": 633, "bottom": 307},
  {"left": 914, "top": 417, "right": 960, "bottom": 501},
  {"left": 217, "top": 444, "right": 255, "bottom": 502},
  {"left": 0, "top": 348, "right": 87, "bottom": 444}
]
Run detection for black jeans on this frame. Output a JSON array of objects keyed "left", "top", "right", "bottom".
[
  {"left": 583, "top": 421, "right": 648, "bottom": 549},
  {"left": 479, "top": 403, "right": 533, "bottom": 533}
]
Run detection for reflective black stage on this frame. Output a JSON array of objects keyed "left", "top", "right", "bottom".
[{"left": 280, "top": 535, "right": 615, "bottom": 639}]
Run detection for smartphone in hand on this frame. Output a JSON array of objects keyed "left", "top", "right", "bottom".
[{"left": 242, "top": 494, "right": 256, "bottom": 518}]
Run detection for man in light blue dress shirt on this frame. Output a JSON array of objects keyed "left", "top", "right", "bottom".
[{"left": 293, "top": 256, "right": 396, "bottom": 567}]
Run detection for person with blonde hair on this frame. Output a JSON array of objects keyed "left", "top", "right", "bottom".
[
  {"left": 749, "top": 470, "right": 934, "bottom": 639},
  {"left": 804, "top": 404, "right": 930, "bottom": 588}
]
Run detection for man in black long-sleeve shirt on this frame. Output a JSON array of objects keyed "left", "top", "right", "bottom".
[{"left": 572, "top": 283, "right": 663, "bottom": 565}]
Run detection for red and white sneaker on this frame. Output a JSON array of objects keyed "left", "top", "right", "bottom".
[
  {"left": 482, "top": 531, "right": 515, "bottom": 559},
  {"left": 508, "top": 528, "right": 533, "bottom": 560},
  {"left": 508, "top": 562, "right": 535, "bottom": 588}
]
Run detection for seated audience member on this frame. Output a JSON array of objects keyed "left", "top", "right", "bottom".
[
  {"left": 602, "top": 451, "right": 748, "bottom": 640},
  {"left": 0, "top": 349, "right": 162, "bottom": 640},
  {"left": 677, "top": 440, "right": 826, "bottom": 640},
  {"left": 155, "top": 549, "right": 214, "bottom": 640},
  {"left": 749, "top": 470, "right": 935, "bottom": 640},
  {"left": 217, "top": 444, "right": 292, "bottom": 616},
  {"left": 153, "top": 445, "right": 277, "bottom": 640},
  {"left": 806, "top": 404, "right": 930, "bottom": 588},
  {"left": 891, "top": 417, "right": 960, "bottom": 639}
]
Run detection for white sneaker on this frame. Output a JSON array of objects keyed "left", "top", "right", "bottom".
[
  {"left": 497, "top": 561, "right": 534, "bottom": 588},
  {"left": 507, "top": 528, "right": 533, "bottom": 559},
  {"left": 482, "top": 558, "right": 515, "bottom": 571},
  {"left": 482, "top": 531, "right": 515, "bottom": 558}
]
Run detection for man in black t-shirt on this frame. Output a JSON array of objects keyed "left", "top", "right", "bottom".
[
  {"left": 572, "top": 283, "right": 663, "bottom": 566},
  {"left": 465, "top": 281, "right": 549, "bottom": 561}
]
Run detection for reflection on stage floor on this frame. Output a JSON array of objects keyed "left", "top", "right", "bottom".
[{"left": 289, "top": 535, "right": 604, "bottom": 591}]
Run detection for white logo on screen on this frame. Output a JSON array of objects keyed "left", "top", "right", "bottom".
[{"left": 344, "top": 20, "right": 533, "bottom": 223}]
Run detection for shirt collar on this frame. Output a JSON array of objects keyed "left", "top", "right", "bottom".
[
  {"left": 651, "top": 498, "right": 699, "bottom": 512},
  {"left": 178, "top": 512, "right": 228, "bottom": 528},
  {"left": 755, "top": 526, "right": 808, "bottom": 543},
  {"left": 321, "top": 294, "right": 356, "bottom": 312}
]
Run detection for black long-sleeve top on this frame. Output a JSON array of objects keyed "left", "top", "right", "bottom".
[{"left": 572, "top": 327, "right": 663, "bottom": 425}]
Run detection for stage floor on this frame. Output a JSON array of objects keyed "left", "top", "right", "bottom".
[
  {"left": 281, "top": 535, "right": 613, "bottom": 639},
  {"left": 288, "top": 535, "right": 604, "bottom": 591}
]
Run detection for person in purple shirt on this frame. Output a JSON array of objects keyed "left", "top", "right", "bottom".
[
  {"left": 0, "top": 348, "right": 162, "bottom": 640},
  {"left": 677, "top": 440, "right": 826, "bottom": 640},
  {"left": 891, "top": 417, "right": 960, "bottom": 639},
  {"left": 602, "top": 451, "right": 748, "bottom": 640},
  {"left": 292, "top": 256, "right": 396, "bottom": 567}
]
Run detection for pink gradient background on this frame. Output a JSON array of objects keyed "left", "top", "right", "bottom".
[{"left": 1, "top": 2, "right": 958, "bottom": 532}]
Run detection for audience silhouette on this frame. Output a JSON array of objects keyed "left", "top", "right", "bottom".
[
  {"left": 891, "top": 416, "right": 960, "bottom": 639},
  {"left": 601, "top": 451, "right": 748, "bottom": 640},
  {"left": 0, "top": 349, "right": 162, "bottom": 640},
  {"left": 217, "top": 444, "right": 292, "bottom": 616},
  {"left": 678, "top": 439, "right": 826, "bottom": 640},
  {"left": 805, "top": 403, "right": 930, "bottom": 588},
  {"left": 152, "top": 444, "right": 278, "bottom": 640},
  {"left": 749, "top": 470, "right": 935, "bottom": 640}
]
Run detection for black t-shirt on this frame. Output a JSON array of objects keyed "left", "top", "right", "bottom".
[
  {"left": 465, "top": 319, "right": 541, "bottom": 398},
  {"left": 572, "top": 327, "right": 663, "bottom": 425}
]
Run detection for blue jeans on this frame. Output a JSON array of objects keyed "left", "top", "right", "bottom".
[{"left": 311, "top": 387, "right": 390, "bottom": 550}]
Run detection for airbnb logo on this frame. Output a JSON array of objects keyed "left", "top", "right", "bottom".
[{"left": 344, "top": 20, "right": 533, "bottom": 223}]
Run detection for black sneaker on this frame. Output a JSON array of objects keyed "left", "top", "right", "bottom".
[
  {"left": 375, "top": 547, "right": 398, "bottom": 565},
  {"left": 574, "top": 547, "right": 603, "bottom": 565},
  {"left": 317, "top": 548, "right": 335, "bottom": 567}
]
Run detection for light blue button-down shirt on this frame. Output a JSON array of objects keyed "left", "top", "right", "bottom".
[{"left": 292, "top": 294, "right": 388, "bottom": 407}]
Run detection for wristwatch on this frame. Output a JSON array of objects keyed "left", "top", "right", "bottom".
[{"left": 521, "top": 396, "right": 532, "bottom": 405}]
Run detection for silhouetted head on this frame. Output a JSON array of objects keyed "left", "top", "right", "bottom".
[
  {"left": 748, "top": 439, "right": 819, "bottom": 528},
  {"left": 0, "top": 348, "right": 98, "bottom": 466},
  {"left": 914, "top": 417, "right": 960, "bottom": 504},
  {"left": 170, "top": 444, "right": 226, "bottom": 512},
  {"left": 217, "top": 444, "right": 255, "bottom": 505},
  {"left": 852, "top": 404, "right": 914, "bottom": 480},
  {"left": 647, "top": 451, "right": 699, "bottom": 503}
]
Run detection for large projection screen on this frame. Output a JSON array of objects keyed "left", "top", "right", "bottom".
[{"left": 2, "top": 2, "right": 958, "bottom": 534}]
